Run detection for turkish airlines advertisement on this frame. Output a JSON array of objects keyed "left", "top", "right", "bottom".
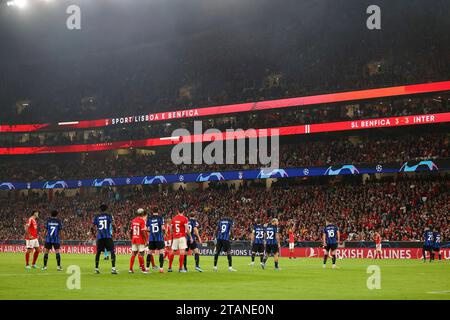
[
  {"left": 279, "top": 247, "right": 450, "bottom": 260},
  {"left": 1, "top": 244, "right": 449, "bottom": 259}
]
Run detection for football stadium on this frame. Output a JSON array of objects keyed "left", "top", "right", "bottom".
[{"left": 0, "top": 0, "right": 449, "bottom": 305}]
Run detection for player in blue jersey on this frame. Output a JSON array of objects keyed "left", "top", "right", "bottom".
[
  {"left": 42, "top": 210, "right": 63, "bottom": 271},
  {"left": 262, "top": 218, "right": 281, "bottom": 270},
  {"left": 146, "top": 207, "right": 165, "bottom": 273},
  {"left": 423, "top": 227, "right": 434, "bottom": 262},
  {"left": 213, "top": 216, "right": 237, "bottom": 272},
  {"left": 92, "top": 204, "right": 117, "bottom": 274},
  {"left": 322, "top": 220, "right": 340, "bottom": 268},
  {"left": 432, "top": 228, "right": 442, "bottom": 261},
  {"left": 184, "top": 213, "right": 204, "bottom": 272},
  {"left": 249, "top": 218, "right": 265, "bottom": 267}
]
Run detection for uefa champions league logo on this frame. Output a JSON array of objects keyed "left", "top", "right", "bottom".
[
  {"left": 324, "top": 165, "right": 359, "bottom": 176},
  {"left": 399, "top": 161, "right": 438, "bottom": 172},
  {"left": 142, "top": 176, "right": 167, "bottom": 185},
  {"left": 0, "top": 183, "right": 15, "bottom": 190},
  {"left": 196, "top": 172, "right": 225, "bottom": 182}
]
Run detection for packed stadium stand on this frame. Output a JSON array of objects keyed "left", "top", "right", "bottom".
[{"left": 0, "top": 0, "right": 448, "bottom": 246}]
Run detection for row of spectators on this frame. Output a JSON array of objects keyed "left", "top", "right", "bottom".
[
  {"left": 1, "top": 95, "right": 448, "bottom": 147},
  {"left": 0, "top": 131, "right": 448, "bottom": 182},
  {"left": 0, "top": 174, "right": 447, "bottom": 243}
]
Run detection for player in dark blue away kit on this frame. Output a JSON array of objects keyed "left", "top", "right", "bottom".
[
  {"left": 42, "top": 210, "right": 63, "bottom": 271},
  {"left": 184, "top": 213, "right": 204, "bottom": 272},
  {"left": 322, "top": 220, "right": 340, "bottom": 268},
  {"left": 213, "top": 216, "right": 237, "bottom": 272},
  {"left": 423, "top": 227, "right": 434, "bottom": 262},
  {"left": 92, "top": 204, "right": 117, "bottom": 274},
  {"left": 262, "top": 218, "right": 281, "bottom": 270},
  {"left": 250, "top": 218, "right": 265, "bottom": 267},
  {"left": 146, "top": 207, "right": 165, "bottom": 272},
  {"left": 432, "top": 228, "right": 442, "bottom": 261}
]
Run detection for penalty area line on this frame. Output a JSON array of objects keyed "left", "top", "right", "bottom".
[{"left": 426, "top": 290, "right": 450, "bottom": 294}]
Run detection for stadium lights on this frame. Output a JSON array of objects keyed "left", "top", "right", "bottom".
[
  {"left": 6, "top": 0, "right": 29, "bottom": 8},
  {"left": 6, "top": 0, "right": 51, "bottom": 8}
]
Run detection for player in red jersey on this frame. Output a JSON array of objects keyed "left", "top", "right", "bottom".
[
  {"left": 164, "top": 218, "right": 173, "bottom": 260},
  {"left": 129, "top": 208, "right": 148, "bottom": 273},
  {"left": 168, "top": 210, "right": 189, "bottom": 272},
  {"left": 24, "top": 210, "right": 40, "bottom": 269},
  {"left": 288, "top": 226, "right": 296, "bottom": 259},
  {"left": 374, "top": 232, "right": 382, "bottom": 259}
]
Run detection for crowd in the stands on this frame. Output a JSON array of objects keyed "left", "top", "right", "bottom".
[
  {"left": 0, "top": 174, "right": 448, "bottom": 243},
  {"left": 0, "top": 131, "right": 448, "bottom": 182}
]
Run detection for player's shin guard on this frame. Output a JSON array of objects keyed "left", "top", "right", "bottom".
[
  {"left": 43, "top": 253, "right": 49, "bottom": 267},
  {"left": 323, "top": 253, "right": 328, "bottom": 265},
  {"left": 275, "top": 261, "right": 279, "bottom": 268},
  {"left": 195, "top": 253, "right": 200, "bottom": 268},
  {"left": 130, "top": 255, "right": 136, "bottom": 270},
  {"left": 146, "top": 254, "right": 151, "bottom": 268},
  {"left": 251, "top": 253, "right": 255, "bottom": 262},
  {"left": 95, "top": 252, "right": 101, "bottom": 268},
  {"left": 159, "top": 253, "right": 164, "bottom": 268},
  {"left": 227, "top": 254, "right": 232, "bottom": 267},
  {"left": 150, "top": 254, "right": 155, "bottom": 268},
  {"left": 32, "top": 250, "right": 39, "bottom": 265},
  {"left": 438, "top": 253, "right": 442, "bottom": 260},
  {"left": 332, "top": 254, "right": 336, "bottom": 265},
  {"left": 184, "top": 254, "right": 187, "bottom": 270},
  {"left": 25, "top": 251, "right": 30, "bottom": 266},
  {"left": 168, "top": 253, "right": 174, "bottom": 269},
  {"left": 214, "top": 253, "right": 219, "bottom": 267},
  {"left": 260, "top": 254, "right": 264, "bottom": 263},
  {"left": 179, "top": 254, "right": 185, "bottom": 270},
  {"left": 56, "top": 253, "right": 61, "bottom": 267},
  {"left": 422, "top": 249, "right": 427, "bottom": 261},
  {"left": 111, "top": 253, "right": 116, "bottom": 268},
  {"left": 138, "top": 255, "right": 145, "bottom": 271}
]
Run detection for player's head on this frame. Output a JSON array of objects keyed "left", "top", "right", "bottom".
[
  {"left": 189, "top": 212, "right": 196, "bottom": 219},
  {"left": 271, "top": 218, "right": 279, "bottom": 226},
  {"left": 51, "top": 210, "right": 58, "bottom": 217},
  {"left": 254, "top": 217, "right": 260, "bottom": 225},
  {"left": 137, "top": 208, "right": 145, "bottom": 216},
  {"left": 32, "top": 210, "right": 39, "bottom": 218},
  {"left": 100, "top": 204, "right": 108, "bottom": 212},
  {"left": 424, "top": 226, "right": 430, "bottom": 231},
  {"left": 325, "top": 219, "right": 332, "bottom": 226}
]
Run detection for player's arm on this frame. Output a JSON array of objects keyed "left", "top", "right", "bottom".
[
  {"left": 337, "top": 230, "right": 341, "bottom": 245},
  {"left": 250, "top": 230, "right": 255, "bottom": 242},
  {"left": 276, "top": 232, "right": 281, "bottom": 246},
  {"left": 24, "top": 220, "right": 31, "bottom": 238},
  {"left": 142, "top": 227, "right": 149, "bottom": 243},
  {"left": 322, "top": 232, "right": 326, "bottom": 247},
  {"left": 185, "top": 223, "right": 192, "bottom": 242},
  {"left": 194, "top": 227, "right": 202, "bottom": 244}
]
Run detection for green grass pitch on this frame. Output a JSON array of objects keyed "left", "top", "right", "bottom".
[{"left": 0, "top": 253, "right": 448, "bottom": 300}]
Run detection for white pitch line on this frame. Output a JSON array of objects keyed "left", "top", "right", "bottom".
[{"left": 426, "top": 290, "right": 450, "bottom": 294}]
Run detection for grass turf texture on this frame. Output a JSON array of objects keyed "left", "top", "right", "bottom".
[{"left": 0, "top": 252, "right": 448, "bottom": 300}]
